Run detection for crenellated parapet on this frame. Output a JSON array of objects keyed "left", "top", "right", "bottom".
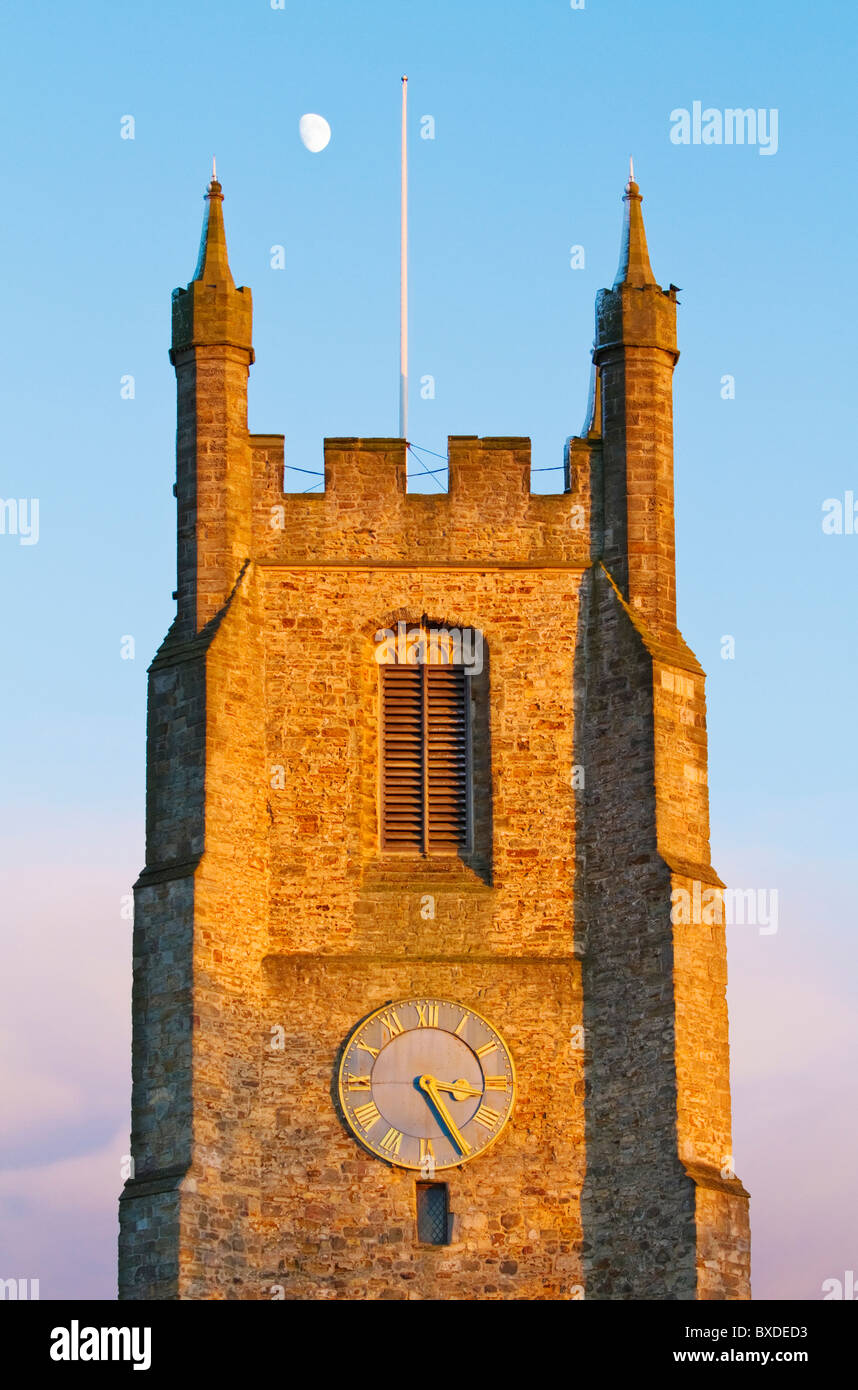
[{"left": 252, "top": 434, "right": 596, "bottom": 567}]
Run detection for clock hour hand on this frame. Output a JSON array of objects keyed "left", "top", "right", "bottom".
[
  {"left": 430, "top": 1078, "right": 483, "bottom": 1101},
  {"left": 417, "top": 1075, "right": 472, "bottom": 1157}
]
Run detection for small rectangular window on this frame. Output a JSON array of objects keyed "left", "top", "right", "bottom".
[{"left": 416, "top": 1182, "right": 450, "bottom": 1245}]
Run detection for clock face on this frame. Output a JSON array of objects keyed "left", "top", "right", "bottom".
[{"left": 337, "top": 998, "right": 515, "bottom": 1171}]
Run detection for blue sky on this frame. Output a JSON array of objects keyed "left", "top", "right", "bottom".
[{"left": 0, "top": 0, "right": 855, "bottom": 1299}]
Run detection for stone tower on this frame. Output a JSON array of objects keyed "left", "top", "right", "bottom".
[{"left": 118, "top": 167, "right": 750, "bottom": 1300}]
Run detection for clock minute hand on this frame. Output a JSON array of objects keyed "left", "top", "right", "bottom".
[{"left": 418, "top": 1075, "right": 472, "bottom": 1156}]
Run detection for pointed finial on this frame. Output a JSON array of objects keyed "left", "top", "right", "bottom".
[
  {"left": 193, "top": 165, "right": 234, "bottom": 287},
  {"left": 625, "top": 155, "right": 640, "bottom": 199},
  {"left": 614, "top": 158, "right": 656, "bottom": 287}
]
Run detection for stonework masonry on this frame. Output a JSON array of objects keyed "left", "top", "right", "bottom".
[{"left": 118, "top": 171, "right": 750, "bottom": 1299}]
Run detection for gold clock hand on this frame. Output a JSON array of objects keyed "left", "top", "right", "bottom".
[
  {"left": 422, "top": 1078, "right": 471, "bottom": 1155},
  {"left": 431, "top": 1078, "right": 483, "bottom": 1100},
  {"left": 418, "top": 1075, "right": 472, "bottom": 1156}
]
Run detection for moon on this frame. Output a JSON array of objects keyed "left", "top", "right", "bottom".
[{"left": 299, "top": 113, "right": 331, "bottom": 153}]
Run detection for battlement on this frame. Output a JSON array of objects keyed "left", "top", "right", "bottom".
[{"left": 251, "top": 433, "right": 598, "bottom": 567}]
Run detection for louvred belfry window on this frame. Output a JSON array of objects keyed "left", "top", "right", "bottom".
[{"left": 380, "top": 644, "right": 471, "bottom": 854}]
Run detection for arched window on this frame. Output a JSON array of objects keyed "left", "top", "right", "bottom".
[{"left": 377, "top": 624, "right": 476, "bottom": 854}]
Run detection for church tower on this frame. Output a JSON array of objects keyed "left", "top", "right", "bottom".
[{"left": 119, "top": 167, "right": 750, "bottom": 1300}]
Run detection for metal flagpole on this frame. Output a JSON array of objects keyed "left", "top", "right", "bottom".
[{"left": 399, "top": 75, "right": 408, "bottom": 441}]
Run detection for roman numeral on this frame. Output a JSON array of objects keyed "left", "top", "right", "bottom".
[
  {"left": 353, "top": 1101, "right": 381, "bottom": 1130},
  {"left": 419, "top": 1138, "right": 435, "bottom": 1161},
  {"left": 473, "top": 1104, "right": 502, "bottom": 1131},
  {"left": 453, "top": 1013, "right": 469, "bottom": 1036},
  {"left": 379, "top": 1127, "right": 403, "bottom": 1156},
  {"left": 357, "top": 1038, "right": 379, "bottom": 1059},
  {"left": 378, "top": 1009, "right": 403, "bottom": 1039},
  {"left": 414, "top": 1002, "right": 438, "bottom": 1028},
  {"left": 475, "top": 1042, "right": 496, "bottom": 1059},
  {"left": 347, "top": 1074, "right": 372, "bottom": 1090},
  {"left": 484, "top": 1075, "right": 509, "bottom": 1091}
]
